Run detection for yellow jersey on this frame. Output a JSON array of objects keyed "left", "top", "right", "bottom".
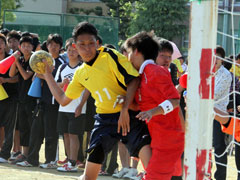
[
  {"left": 230, "top": 64, "right": 240, "bottom": 79},
  {"left": 173, "top": 59, "right": 183, "bottom": 78},
  {"left": 65, "top": 46, "right": 139, "bottom": 114}
]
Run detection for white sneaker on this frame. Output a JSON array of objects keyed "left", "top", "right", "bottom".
[
  {"left": 16, "top": 161, "right": 33, "bottom": 167},
  {"left": 40, "top": 161, "right": 58, "bottom": 169},
  {"left": 0, "top": 157, "right": 8, "bottom": 163},
  {"left": 130, "top": 171, "right": 145, "bottom": 180},
  {"left": 57, "top": 162, "right": 78, "bottom": 172},
  {"left": 123, "top": 168, "right": 138, "bottom": 179},
  {"left": 112, "top": 167, "right": 129, "bottom": 178}
]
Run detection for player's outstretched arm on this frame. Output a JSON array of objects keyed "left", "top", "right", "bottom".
[
  {"left": 214, "top": 107, "right": 230, "bottom": 124},
  {"left": 42, "top": 60, "right": 72, "bottom": 106},
  {"left": 136, "top": 98, "right": 180, "bottom": 122}
]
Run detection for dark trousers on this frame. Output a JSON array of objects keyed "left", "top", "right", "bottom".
[
  {"left": 0, "top": 98, "right": 17, "bottom": 159},
  {"left": 27, "top": 103, "right": 59, "bottom": 165},
  {"left": 43, "top": 103, "right": 59, "bottom": 163},
  {"left": 18, "top": 100, "right": 36, "bottom": 147},
  {"left": 213, "top": 120, "right": 227, "bottom": 180},
  {"left": 235, "top": 141, "right": 240, "bottom": 180},
  {"left": 78, "top": 133, "right": 85, "bottom": 162},
  {"left": 27, "top": 103, "right": 44, "bottom": 166}
]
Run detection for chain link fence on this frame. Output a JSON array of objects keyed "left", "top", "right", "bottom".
[{"left": 3, "top": 10, "right": 119, "bottom": 48}]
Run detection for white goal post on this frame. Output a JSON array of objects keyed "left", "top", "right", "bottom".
[{"left": 184, "top": 0, "right": 218, "bottom": 180}]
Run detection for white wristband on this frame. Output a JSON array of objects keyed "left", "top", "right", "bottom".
[{"left": 159, "top": 100, "right": 174, "bottom": 115}]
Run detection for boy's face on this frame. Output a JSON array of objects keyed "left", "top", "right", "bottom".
[
  {"left": 127, "top": 48, "right": 143, "bottom": 71},
  {"left": 47, "top": 41, "right": 61, "bottom": 56},
  {"left": 156, "top": 51, "right": 172, "bottom": 67},
  {"left": 8, "top": 38, "right": 19, "bottom": 52},
  {"left": 67, "top": 45, "right": 79, "bottom": 61},
  {"left": 179, "top": 58, "right": 184, "bottom": 65},
  {"left": 215, "top": 53, "right": 222, "bottom": 70},
  {"left": 19, "top": 42, "right": 33, "bottom": 56},
  {"left": 74, "top": 34, "right": 98, "bottom": 62},
  {"left": 0, "top": 38, "right": 6, "bottom": 55}
]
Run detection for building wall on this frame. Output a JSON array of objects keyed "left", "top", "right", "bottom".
[
  {"left": 67, "top": 0, "right": 109, "bottom": 16},
  {"left": 17, "top": 0, "right": 67, "bottom": 14}
]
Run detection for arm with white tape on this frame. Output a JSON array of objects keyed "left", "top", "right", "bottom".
[{"left": 136, "top": 99, "right": 179, "bottom": 122}]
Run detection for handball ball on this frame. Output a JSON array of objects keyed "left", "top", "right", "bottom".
[
  {"left": 179, "top": 73, "right": 188, "bottom": 89},
  {"left": 29, "top": 50, "right": 54, "bottom": 74}
]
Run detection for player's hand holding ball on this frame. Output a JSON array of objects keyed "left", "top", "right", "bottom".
[{"left": 29, "top": 50, "right": 54, "bottom": 74}]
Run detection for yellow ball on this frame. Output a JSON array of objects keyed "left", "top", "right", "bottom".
[{"left": 29, "top": 50, "right": 54, "bottom": 74}]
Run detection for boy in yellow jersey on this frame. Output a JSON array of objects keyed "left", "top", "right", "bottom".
[
  {"left": 40, "top": 22, "right": 151, "bottom": 180},
  {"left": 230, "top": 53, "right": 240, "bottom": 80}
]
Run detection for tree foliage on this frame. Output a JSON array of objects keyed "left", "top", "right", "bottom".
[
  {"left": 0, "top": 0, "right": 22, "bottom": 26},
  {"left": 101, "top": 0, "right": 189, "bottom": 41},
  {"left": 100, "top": 0, "right": 135, "bottom": 41},
  {"left": 129, "top": 0, "right": 189, "bottom": 40}
]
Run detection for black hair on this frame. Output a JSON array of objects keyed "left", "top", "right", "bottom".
[
  {"left": 32, "top": 37, "right": 41, "bottom": 51},
  {"left": 41, "top": 41, "right": 48, "bottom": 52},
  {"left": 223, "top": 57, "right": 232, "bottom": 70},
  {"left": 236, "top": 53, "right": 240, "bottom": 60},
  {"left": 21, "top": 31, "right": 31, "bottom": 37},
  {"left": 124, "top": 31, "right": 159, "bottom": 61},
  {"left": 159, "top": 39, "right": 173, "bottom": 54},
  {"left": 104, "top": 44, "right": 116, "bottom": 50},
  {"left": 0, "top": 33, "right": 6, "bottom": 45},
  {"left": 47, "top": 33, "right": 63, "bottom": 48},
  {"left": 7, "top": 30, "right": 21, "bottom": 42},
  {"left": 0, "top": 28, "right": 10, "bottom": 36},
  {"left": 65, "top": 38, "right": 74, "bottom": 50},
  {"left": 72, "top": 21, "right": 98, "bottom": 41},
  {"left": 216, "top": 46, "right": 225, "bottom": 58},
  {"left": 19, "top": 36, "right": 33, "bottom": 45}
]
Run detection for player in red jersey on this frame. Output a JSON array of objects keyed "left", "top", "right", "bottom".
[{"left": 124, "top": 32, "right": 184, "bottom": 180}]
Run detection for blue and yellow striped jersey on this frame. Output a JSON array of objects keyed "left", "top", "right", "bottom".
[{"left": 65, "top": 46, "right": 139, "bottom": 114}]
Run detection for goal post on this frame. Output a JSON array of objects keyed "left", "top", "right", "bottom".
[{"left": 184, "top": 0, "right": 219, "bottom": 180}]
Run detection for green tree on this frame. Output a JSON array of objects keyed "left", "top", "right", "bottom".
[
  {"left": 129, "top": 0, "right": 189, "bottom": 40},
  {"left": 100, "top": 0, "right": 135, "bottom": 42},
  {"left": 0, "top": 0, "right": 22, "bottom": 26}
]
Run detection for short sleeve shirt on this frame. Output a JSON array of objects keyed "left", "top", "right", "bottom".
[{"left": 65, "top": 47, "right": 139, "bottom": 114}]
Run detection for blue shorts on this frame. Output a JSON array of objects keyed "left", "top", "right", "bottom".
[{"left": 87, "top": 110, "right": 151, "bottom": 158}]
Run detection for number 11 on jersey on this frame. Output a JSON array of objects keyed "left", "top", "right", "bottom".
[{"left": 95, "top": 88, "right": 111, "bottom": 102}]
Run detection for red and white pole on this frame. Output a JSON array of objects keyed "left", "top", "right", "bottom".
[{"left": 184, "top": 1, "right": 218, "bottom": 180}]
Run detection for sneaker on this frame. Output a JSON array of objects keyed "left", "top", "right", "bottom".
[
  {"left": 130, "top": 172, "right": 145, "bottom": 180},
  {"left": 9, "top": 151, "right": 21, "bottom": 161},
  {"left": 123, "top": 168, "right": 138, "bottom": 179},
  {"left": 99, "top": 170, "right": 110, "bottom": 176},
  {"left": 16, "top": 161, "right": 33, "bottom": 167},
  {"left": 57, "top": 158, "right": 68, "bottom": 166},
  {"left": 57, "top": 162, "right": 78, "bottom": 172},
  {"left": 112, "top": 167, "right": 129, "bottom": 178},
  {"left": 9, "top": 154, "right": 26, "bottom": 164},
  {"left": 0, "top": 157, "right": 8, "bottom": 163},
  {"left": 40, "top": 161, "right": 58, "bottom": 169}
]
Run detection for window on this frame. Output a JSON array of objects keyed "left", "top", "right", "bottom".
[{"left": 235, "top": 0, "right": 240, "bottom": 5}]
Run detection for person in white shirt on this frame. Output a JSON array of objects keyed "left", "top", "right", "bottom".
[
  {"left": 213, "top": 46, "right": 232, "bottom": 180},
  {"left": 55, "top": 38, "right": 87, "bottom": 172}
]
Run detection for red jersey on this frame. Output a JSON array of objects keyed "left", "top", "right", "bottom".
[{"left": 135, "top": 62, "right": 184, "bottom": 150}]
